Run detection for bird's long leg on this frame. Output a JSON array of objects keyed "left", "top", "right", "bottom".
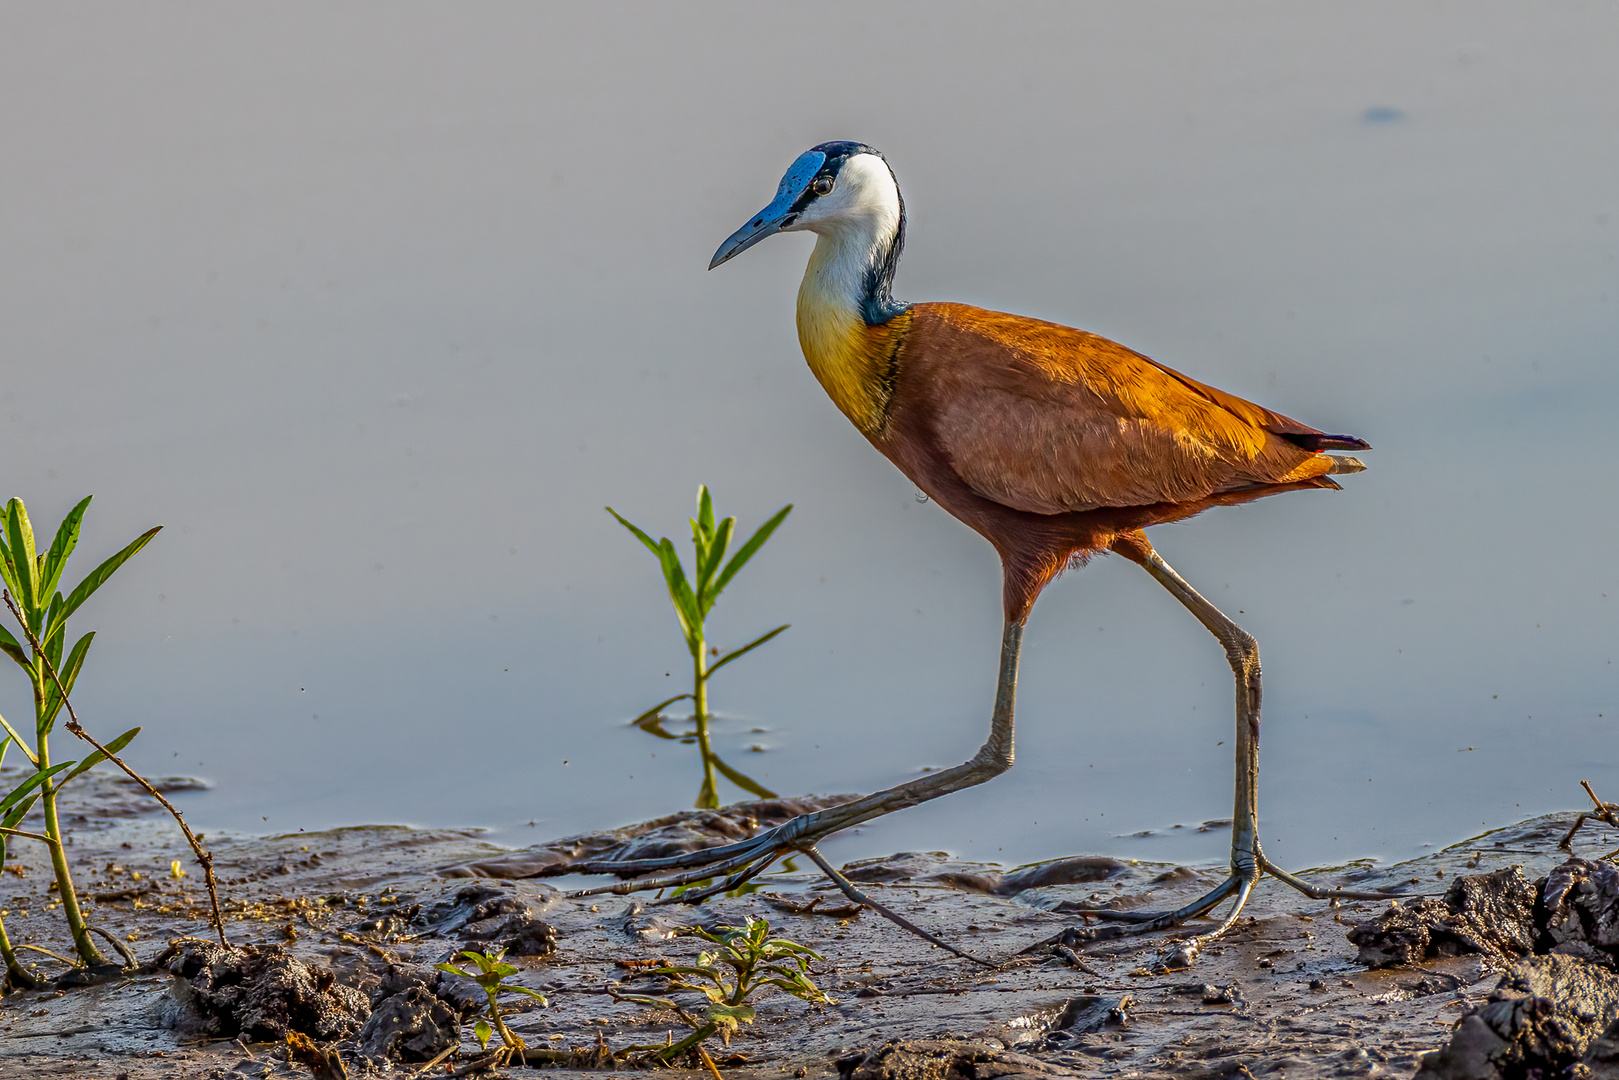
[
  {"left": 569, "top": 620, "right": 1025, "bottom": 900},
  {"left": 1060, "top": 534, "right": 1386, "bottom": 963}
]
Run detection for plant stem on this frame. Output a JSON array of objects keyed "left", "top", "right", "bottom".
[
  {"left": 0, "top": 914, "right": 35, "bottom": 985},
  {"left": 487, "top": 994, "right": 524, "bottom": 1052},
  {"left": 692, "top": 638, "right": 718, "bottom": 809},
  {"left": 35, "top": 734, "right": 104, "bottom": 966},
  {"left": 3, "top": 590, "right": 229, "bottom": 949}
]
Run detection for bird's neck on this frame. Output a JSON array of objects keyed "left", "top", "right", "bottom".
[{"left": 795, "top": 214, "right": 910, "bottom": 434}]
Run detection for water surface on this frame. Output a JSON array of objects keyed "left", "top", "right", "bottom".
[{"left": 1, "top": 3, "right": 1614, "bottom": 872}]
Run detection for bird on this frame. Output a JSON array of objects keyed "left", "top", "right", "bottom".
[{"left": 574, "top": 141, "right": 1377, "bottom": 959}]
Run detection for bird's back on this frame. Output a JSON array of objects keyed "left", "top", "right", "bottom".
[{"left": 880, "top": 302, "right": 1358, "bottom": 516}]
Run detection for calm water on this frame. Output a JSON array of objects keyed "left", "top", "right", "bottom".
[{"left": 1, "top": 4, "right": 1614, "bottom": 872}]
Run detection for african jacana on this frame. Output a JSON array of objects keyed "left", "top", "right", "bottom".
[{"left": 577, "top": 142, "right": 1376, "bottom": 959}]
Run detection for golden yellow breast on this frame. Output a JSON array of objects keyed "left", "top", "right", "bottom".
[{"left": 795, "top": 289, "right": 910, "bottom": 435}]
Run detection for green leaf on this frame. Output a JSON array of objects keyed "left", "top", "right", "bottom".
[
  {"left": 605, "top": 507, "right": 663, "bottom": 560},
  {"left": 39, "top": 631, "right": 94, "bottom": 736},
  {"left": 3, "top": 790, "right": 42, "bottom": 831},
  {"left": 0, "top": 624, "right": 27, "bottom": 671},
  {"left": 695, "top": 769, "right": 718, "bottom": 810},
  {"left": 53, "top": 630, "right": 94, "bottom": 703},
  {"left": 474, "top": 1019, "right": 492, "bottom": 1050},
  {"left": 710, "top": 754, "right": 779, "bottom": 800},
  {"left": 711, "top": 504, "right": 791, "bottom": 602},
  {"left": 504, "top": 985, "right": 548, "bottom": 1004},
  {"left": 39, "top": 593, "right": 65, "bottom": 655},
  {"left": 697, "top": 486, "right": 715, "bottom": 542},
  {"left": 703, "top": 1002, "right": 755, "bottom": 1028},
  {"left": 706, "top": 624, "right": 789, "bottom": 678},
  {"left": 760, "top": 939, "right": 822, "bottom": 959},
  {"left": 57, "top": 526, "right": 161, "bottom": 625},
  {"left": 650, "top": 964, "right": 726, "bottom": 986},
  {"left": 0, "top": 712, "right": 35, "bottom": 766},
  {"left": 696, "top": 518, "right": 733, "bottom": 614},
  {"left": 38, "top": 497, "right": 91, "bottom": 609},
  {"left": 3, "top": 499, "right": 40, "bottom": 625},
  {"left": 433, "top": 962, "right": 468, "bottom": 977},
  {"left": 0, "top": 761, "right": 74, "bottom": 815},
  {"left": 60, "top": 726, "right": 140, "bottom": 784},
  {"left": 0, "top": 527, "right": 16, "bottom": 603},
  {"left": 656, "top": 539, "right": 702, "bottom": 652}
]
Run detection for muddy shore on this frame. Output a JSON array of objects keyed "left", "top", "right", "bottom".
[{"left": 0, "top": 774, "right": 1614, "bottom": 1079}]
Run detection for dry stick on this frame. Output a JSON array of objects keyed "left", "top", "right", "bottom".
[
  {"left": 1559, "top": 779, "right": 1619, "bottom": 852},
  {"left": 413, "top": 1043, "right": 458, "bottom": 1077},
  {"left": 696, "top": 1044, "right": 726, "bottom": 1080},
  {"left": 1, "top": 592, "right": 229, "bottom": 948},
  {"left": 17, "top": 943, "right": 78, "bottom": 966},
  {"left": 85, "top": 925, "right": 138, "bottom": 968},
  {"left": 1582, "top": 779, "right": 1619, "bottom": 825}
]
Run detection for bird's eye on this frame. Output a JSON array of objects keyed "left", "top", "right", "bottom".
[{"left": 811, "top": 177, "right": 834, "bottom": 196}]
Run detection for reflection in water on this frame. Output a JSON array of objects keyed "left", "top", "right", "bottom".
[{"left": 610, "top": 487, "right": 792, "bottom": 808}]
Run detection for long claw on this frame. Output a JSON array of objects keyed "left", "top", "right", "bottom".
[
  {"left": 1258, "top": 857, "right": 1403, "bottom": 901},
  {"left": 801, "top": 846, "right": 994, "bottom": 967}
]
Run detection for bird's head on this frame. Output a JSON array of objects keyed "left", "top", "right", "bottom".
[{"left": 710, "top": 141, "right": 904, "bottom": 270}]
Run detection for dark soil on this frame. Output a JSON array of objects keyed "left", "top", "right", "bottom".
[{"left": 1, "top": 772, "right": 1617, "bottom": 1079}]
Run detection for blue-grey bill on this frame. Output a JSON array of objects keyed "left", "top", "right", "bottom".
[{"left": 708, "top": 150, "right": 826, "bottom": 269}]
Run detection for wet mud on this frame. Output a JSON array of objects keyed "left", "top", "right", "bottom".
[{"left": 0, "top": 774, "right": 1617, "bottom": 1078}]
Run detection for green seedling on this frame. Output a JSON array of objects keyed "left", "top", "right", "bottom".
[
  {"left": 0, "top": 737, "right": 74, "bottom": 985},
  {"left": 608, "top": 486, "right": 791, "bottom": 809},
  {"left": 0, "top": 496, "right": 158, "bottom": 967},
  {"left": 613, "top": 918, "right": 833, "bottom": 1064},
  {"left": 435, "top": 948, "right": 548, "bottom": 1065}
]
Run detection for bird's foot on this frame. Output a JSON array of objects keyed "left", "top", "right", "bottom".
[
  {"left": 1033, "top": 853, "right": 1394, "bottom": 969},
  {"left": 563, "top": 796, "right": 994, "bottom": 965}
]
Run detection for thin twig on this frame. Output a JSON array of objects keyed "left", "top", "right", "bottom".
[
  {"left": 2, "top": 591, "right": 229, "bottom": 947},
  {"left": 413, "top": 1043, "right": 458, "bottom": 1077},
  {"left": 17, "top": 943, "right": 77, "bottom": 966},
  {"left": 800, "top": 845, "right": 992, "bottom": 967},
  {"left": 85, "top": 924, "right": 138, "bottom": 968},
  {"left": 448, "top": 1049, "right": 506, "bottom": 1077},
  {"left": 697, "top": 1043, "right": 726, "bottom": 1080},
  {"left": 0, "top": 825, "right": 59, "bottom": 847},
  {"left": 1559, "top": 780, "right": 1619, "bottom": 852}
]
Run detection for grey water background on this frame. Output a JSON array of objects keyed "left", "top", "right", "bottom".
[{"left": 1, "top": 4, "right": 1614, "bottom": 873}]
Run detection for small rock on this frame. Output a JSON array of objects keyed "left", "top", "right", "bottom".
[
  {"left": 839, "top": 1038, "right": 1075, "bottom": 1080},
  {"left": 1413, "top": 954, "right": 1619, "bottom": 1079},
  {"left": 1347, "top": 867, "right": 1536, "bottom": 968},
  {"left": 460, "top": 910, "right": 557, "bottom": 957},
  {"left": 161, "top": 939, "right": 370, "bottom": 1043},
  {"left": 1539, "top": 858, "right": 1619, "bottom": 962},
  {"left": 357, "top": 985, "right": 459, "bottom": 1063}
]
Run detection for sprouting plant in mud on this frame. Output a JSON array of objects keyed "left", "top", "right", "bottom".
[
  {"left": 0, "top": 496, "right": 158, "bottom": 970},
  {"left": 608, "top": 486, "right": 791, "bottom": 809},
  {"left": 612, "top": 918, "right": 833, "bottom": 1065},
  {"left": 0, "top": 740, "right": 75, "bottom": 983},
  {"left": 435, "top": 947, "right": 548, "bottom": 1066}
]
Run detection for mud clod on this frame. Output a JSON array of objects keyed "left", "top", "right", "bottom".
[
  {"left": 356, "top": 985, "right": 459, "bottom": 1063},
  {"left": 1413, "top": 954, "right": 1619, "bottom": 1079},
  {"left": 1539, "top": 858, "right": 1619, "bottom": 964},
  {"left": 459, "top": 910, "right": 558, "bottom": 957},
  {"left": 161, "top": 939, "right": 370, "bottom": 1042},
  {"left": 1348, "top": 867, "right": 1536, "bottom": 968},
  {"left": 840, "top": 1039, "right": 1077, "bottom": 1080}
]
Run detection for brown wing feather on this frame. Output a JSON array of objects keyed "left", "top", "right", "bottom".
[{"left": 900, "top": 303, "right": 1336, "bottom": 514}]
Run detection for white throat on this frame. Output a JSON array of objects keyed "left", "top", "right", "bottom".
[{"left": 787, "top": 154, "right": 902, "bottom": 320}]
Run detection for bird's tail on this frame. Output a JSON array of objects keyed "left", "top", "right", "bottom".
[{"left": 1323, "top": 455, "right": 1366, "bottom": 475}]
